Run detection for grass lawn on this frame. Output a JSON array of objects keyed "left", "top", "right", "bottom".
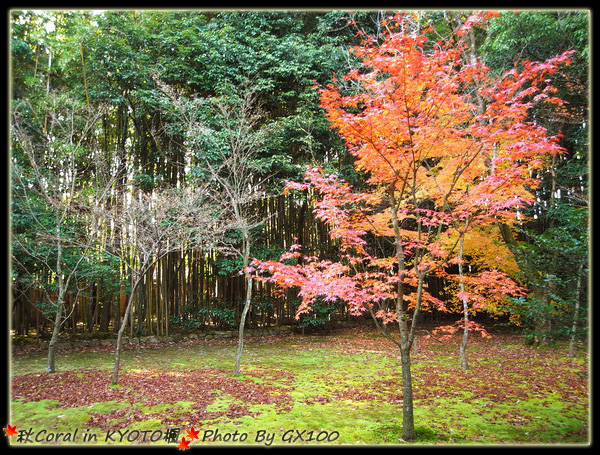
[{"left": 8, "top": 326, "right": 589, "bottom": 446}]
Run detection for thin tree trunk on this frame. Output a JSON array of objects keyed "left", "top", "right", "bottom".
[
  {"left": 389, "top": 188, "right": 416, "bottom": 441},
  {"left": 234, "top": 274, "right": 253, "bottom": 376},
  {"left": 459, "top": 317, "right": 469, "bottom": 370},
  {"left": 47, "top": 217, "right": 64, "bottom": 373},
  {"left": 46, "top": 297, "right": 63, "bottom": 373},
  {"left": 45, "top": 49, "right": 51, "bottom": 96},
  {"left": 458, "top": 218, "right": 470, "bottom": 371},
  {"left": 79, "top": 42, "right": 90, "bottom": 106},
  {"left": 399, "top": 346, "right": 415, "bottom": 441},
  {"left": 235, "top": 234, "right": 252, "bottom": 376},
  {"left": 113, "top": 292, "right": 134, "bottom": 384},
  {"left": 113, "top": 273, "right": 144, "bottom": 385},
  {"left": 568, "top": 262, "right": 585, "bottom": 358}
]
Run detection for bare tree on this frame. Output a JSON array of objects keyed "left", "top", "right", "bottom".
[
  {"left": 164, "top": 83, "right": 271, "bottom": 375},
  {"left": 209, "top": 93, "right": 270, "bottom": 376},
  {"left": 101, "top": 185, "right": 224, "bottom": 384},
  {"left": 11, "top": 94, "right": 113, "bottom": 373}
]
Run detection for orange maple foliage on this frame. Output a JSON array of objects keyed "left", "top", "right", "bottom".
[
  {"left": 255, "top": 11, "right": 573, "bottom": 324},
  {"left": 253, "top": 11, "right": 573, "bottom": 441}
]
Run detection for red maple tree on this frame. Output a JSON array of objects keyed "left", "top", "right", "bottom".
[{"left": 252, "top": 12, "right": 573, "bottom": 441}]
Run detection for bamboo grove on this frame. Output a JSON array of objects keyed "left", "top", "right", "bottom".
[{"left": 10, "top": 10, "right": 589, "bottom": 351}]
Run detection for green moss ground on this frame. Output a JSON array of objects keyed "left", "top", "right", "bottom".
[{"left": 9, "top": 328, "right": 589, "bottom": 446}]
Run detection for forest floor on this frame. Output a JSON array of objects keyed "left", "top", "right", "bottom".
[{"left": 8, "top": 325, "right": 590, "bottom": 446}]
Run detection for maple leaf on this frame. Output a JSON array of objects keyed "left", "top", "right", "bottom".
[
  {"left": 3, "top": 424, "right": 17, "bottom": 438},
  {"left": 177, "top": 437, "right": 191, "bottom": 450},
  {"left": 186, "top": 427, "right": 200, "bottom": 441}
]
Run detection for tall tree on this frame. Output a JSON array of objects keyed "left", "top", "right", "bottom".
[
  {"left": 164, "top": 82, "right": 271, "bottom": 375},
  {"left": 252, "top": 11, "right": 573, "bottom": 440},
  {"left": 12, "top": 93, "right": 113, "bottom": 372},
  {"left": 104, "top": 185, "right": 223, "bottom": 384}
]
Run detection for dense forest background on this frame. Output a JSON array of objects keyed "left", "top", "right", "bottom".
[{"left": 10, "top": 10, "right": 589, "bottom": 344}]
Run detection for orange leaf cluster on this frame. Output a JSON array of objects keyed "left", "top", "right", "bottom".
[{"left": 254, "top": 12, "right": 573, "bottom": 325}]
